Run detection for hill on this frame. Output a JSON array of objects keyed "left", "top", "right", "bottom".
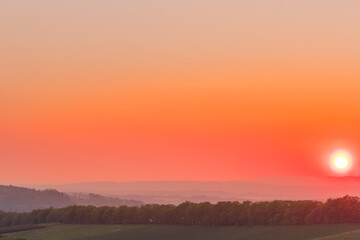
[
  {"left": 28, "top": 177, "right": 360, "bottom": 204},
  {"left": 0, "top": 185, "right": 72, "bottom": 212},
  {"left": 0, "top": 185, "right": 143, "bottom": 212},
  {"left": 69, "top": 192, "right": 143, "bottom": 207}
]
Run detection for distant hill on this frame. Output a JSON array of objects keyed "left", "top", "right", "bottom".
[
  {"left": 0, "top": 185, "right": 143, "bottom": 212},
  {"left": 69, "top": 192, "right": 143, "bottom": 207},
  {"left": 0, "top": 185, "right": 72, "bottom": 212},
  {"left": 26, "top": 177, "right": 360, "bottom": 204}
]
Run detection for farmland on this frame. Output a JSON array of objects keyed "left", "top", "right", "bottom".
[{"left": 3, "top": 224, "right": 360, "bottom": 240}]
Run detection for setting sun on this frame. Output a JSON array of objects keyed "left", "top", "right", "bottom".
[
  {"left": 331, "top": 150, "right": 352, "bottom": 173},
  {"left": 334, "top": 157, "right": 349, "bottom": 169}
]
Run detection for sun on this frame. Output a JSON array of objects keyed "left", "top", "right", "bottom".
[
  {"left": 334, "top": 157, "right": 348, "bottom": 169},
  {"left": 330, "top": 150, "right": 352, "bottom": 173}
]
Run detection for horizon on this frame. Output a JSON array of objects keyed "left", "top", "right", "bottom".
[{"left": 10, "top": 175, "right": 360, "bottom": 188}]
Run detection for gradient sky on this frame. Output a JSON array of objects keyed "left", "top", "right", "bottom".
[{"left": 1, "top": 0, "right": 360, "bottom": 184}]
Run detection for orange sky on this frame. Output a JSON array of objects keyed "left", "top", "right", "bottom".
[{"left": 1, "top": 1, "right": 360, "bottom": 183}]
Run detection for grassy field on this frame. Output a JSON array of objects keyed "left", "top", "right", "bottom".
[{"left": 3, "top": 224, "right": 360, "bottom": 240}]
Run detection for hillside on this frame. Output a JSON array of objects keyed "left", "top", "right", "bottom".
[
  {"left": 0, "top": 185, "right": 143, "bottom": 212},
  {"left": 0, "top": 185, "right": 72, "bottom": 212}
]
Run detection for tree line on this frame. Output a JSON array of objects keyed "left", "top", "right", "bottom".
[{"left": 1, "top": 195, "right": 360, "bottom": 227}]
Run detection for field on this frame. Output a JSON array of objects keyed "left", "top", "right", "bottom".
[{"left": 2, "top": 224, "right": 360, "bottom": 240}]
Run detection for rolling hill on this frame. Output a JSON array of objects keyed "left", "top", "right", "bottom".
[{"left": 0, "top": 185, "right": 143, "bottom": 212}]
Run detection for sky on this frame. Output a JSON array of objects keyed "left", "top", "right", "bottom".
[{"left": 1, "top": 0, "right": 360, "bottom": 184}]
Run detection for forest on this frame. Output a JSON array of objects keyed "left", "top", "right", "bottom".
[{"left": 1, "top": 195, "right": 360, "bottom": 227}]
